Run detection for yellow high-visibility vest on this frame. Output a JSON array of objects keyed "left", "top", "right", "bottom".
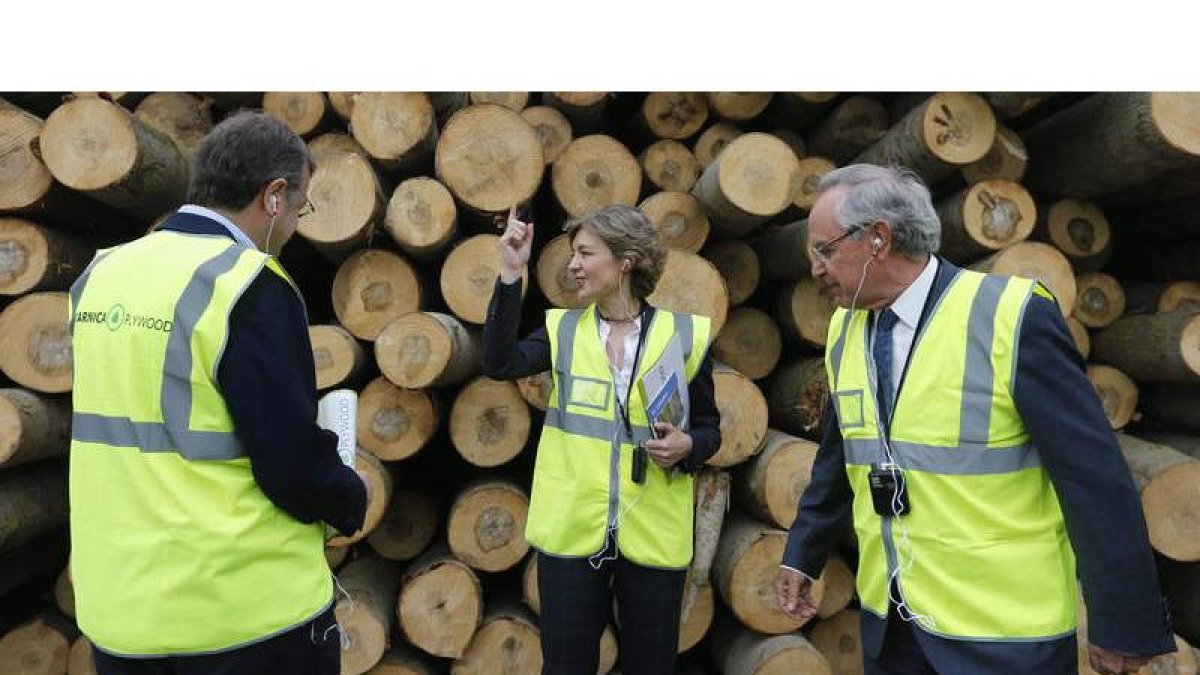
[
  {"left": 525, "top": 305, "right": 711, "bottom": 569},
  {"left": 69, "top": 230, "right": 331, "bottom": 656},
  {"left": 826, "top": 270, "right": 1076, "bottom": 640}
]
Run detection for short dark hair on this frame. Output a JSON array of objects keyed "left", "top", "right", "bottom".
[{"left": 187, "top": 110, "right": 315, "bottom": 211}]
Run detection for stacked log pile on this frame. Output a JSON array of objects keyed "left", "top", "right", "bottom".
[{"left": 1, "top": 91, "right": 1198, "bottom": 674}]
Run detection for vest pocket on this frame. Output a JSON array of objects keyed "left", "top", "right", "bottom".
[{"left": 833, "top": 389, "right": 866, "bottom": 431}]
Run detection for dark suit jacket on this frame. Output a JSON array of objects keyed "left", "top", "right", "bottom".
[{"left": 782, "top": 258, "right": 1174, "bottom": 672}]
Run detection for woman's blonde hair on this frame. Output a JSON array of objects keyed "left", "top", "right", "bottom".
[{"left": 564, "top": 204, "right": 666, "bottom": 300}]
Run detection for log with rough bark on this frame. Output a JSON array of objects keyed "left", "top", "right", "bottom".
[
  {"left": 435, "top": 104, "right": 544, "bottom": 215},
  {"left": 807, "top": 95, "right": 889, "bottom": 166},
  {"left": 771, "top": 129, "right": 808, "bottom": 161},
  {"left": 1142, "top": 433, "right": 1200, "bottom": 461},
  {"left": 1110, "top": 194, "right": 1200, "bottom": 242},
  {"left": 1, "top": 93, "right": 66, "bottom": 117},
  {"left": 710, "top": 613, "right": 832, "bottom": 675},
  {"left": 776, "top": 277, "right": 838, "bottom": 347},
  {"left": 640, "top": 139, "right": 700, "bottom": 194},
  {"left": 638, "top": 190, "right": 709, "bottom": 252},
  {"left": 534, "top": 233, "right": 585, "bottom": 309},
  {"left": 733, "top": 429, "right": 818, "bottom": 530},
  {"left": 1116, "top": 434, "right": 1200, "bottom": 561},
  {"left": 375, "top": 311, "right": 479, "bottom": 389},
  {"left": 1023, "top": 93, "right": 1200, "bottom": 199},
  {"left": 0, "top": 218, "right": 94, "bottom": 296},
  {"left": 935, "top": 179, "right": 1037, "bottom": 263},
  {"left": 132, "top": 92, "right": 212, "bottom": 157},
  {"left": 0, "top": 291, "right": 72, "bottom": 393},
  {"left": 709, "top": 365, "right": 769, "bottom": 468},
  {"left": 809, "top": 608, "right": 863, "bottom": 675},
  {"left": 39, "top": 97, "right": 189, "bottom": 221},
  {"left": 68, "top": 635, "right": 95, "bottom": 675},
  {"left": 1158, "top": 556, "right": 1200, "bottom": 648},
  {"left": 853, "top": 92, "right": 996, "bottom": 185},
  {"left": 350, "top": 93, "right": 438, "bottom": 175},
  {"left": 1086, "top": 364, "right": 1138, "bottom": 430},
  {"left": 755, "top": 219, "right": 812, "bottom": 282},
  {"left": 768, "top": 92, "right": 841, "bottom": 132},
  {"left": 1124, "top": 281, "right": 1200, "bottom": 315},
  {"left": 383, "top": 176, "right": 458, "bottom": 258},
  {"left": 969, "top": 242, "right": 1076, "bottom": 318},
  {"left": 962, "top": 125, "right": 1028, "bottom": 184},
  {"left": 1072, "top": 272, "right": 1125, "bottom": 329},
  {"left": 1033, "top": 199, "right": 1112, "bottom": 273},
  {"left": 0, "top": 388, "right": 69, "bottom": 470},
  {"left": 693, "top": 132, "right": 800, "bottom": 239},
  {"left": 262, "top": 91, "right": 329, "bottom": 138},
  {"left": 713, "top": 307, "right": 782, "bottom": 381},
  {"left": 715, "top": 512, "right": 823, "bottom": 633},
  {"left": 646, "top": 249, "right": 729, "bottom": 335},
  {"left": 982, "top": 92, "right": 1055, "bottom": 119},
  {"left": 446, "top": 479, "right": 530, "bottom": 572},
  {"left": 357, "top": 376, "right": 439, "bottom": 462},
  {"left": 694, "top": 123, "right": 743, "bottom": 169},
  {"left": 367, "top": 489, "right": 439, "bottom": 562},
  {"left": 1067, "top": 316, "right": 1091, "bottom": 359},
  {"left": 702, "top": 239, "right": 759, "bottom": 307},
  {"left": 519, "top": 105, "right": 572, "bottom": 164},
  {"left": 766, "top": 358, "right": 829, "bottom": 440},
  {"left": 545, "top": 92, "right": 609, "bottom": 135},
  {"left": 1140, "top": 384, "right": 1200, "bottom": 435},
  {"left": 683, "top": 470, "right": 730, "bottom": 632},
  {"left": 0, "top": 615, "right": 70, "bottom": 674},
  {"left": 552, "top": 134, "right": 641, "bottom": 218},
  {"left": 449, "top": 376, "right": 530, "bottom": 468},
  {"left": 792, "top": 156, "right": 837, "bottom": 211},
  {"left": 0, "top": 460, "right": 67, "bottom": 555},
  {"left": 707, "top": 93, "right": 774, "bottom": 123},
  {"left": 468, "top": 92, "right": 530, "bottom": 111},
  {"left": 451, "top": 601, "right": 542, "bottom": 675},
  {"left": 1093, "top": 312, "right": 1200, "bottom": 383},
  {"left": 441, "top": 234, "right": 527, "bottom": 325},
  {"left": 327, "top": 448, "right": 393, "bottom": 547},
  {"left": 300, "top": 150, "right": 386, "bottom": 257},
  {"left": 309, "top": 324, "right": 365, "bottom": 391},
  {"left": 336, "top": 554, "right": 403, "bottom": 675},
  {"left": 397, "top": 543, "right": 484, "bottom": 659},
  {"left": 638, "top": 92, "right": 709, "bottom": 141},
  {"left": 331, "top": 249, "right": 424, "bottom": 341},
  {"left": 365, "top": 644, "right": 441, "bottom": 675}
]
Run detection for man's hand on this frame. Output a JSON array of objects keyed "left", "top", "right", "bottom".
[
  {"left": 1087, "top": 644, "right": 1152, "bottom": 675},
  {"left": 498, "top": 204, "right": 533, "bottom": 282},
  {"left": 775, "top": 566, "right": 819, "bottom": 621},
  {"left": 643, "top": 422, "right": 692, "bottom": 469}
]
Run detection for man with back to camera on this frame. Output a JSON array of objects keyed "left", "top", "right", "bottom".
[
  {"left": 69, "top": 110, "right": 366, "bottom": 675},
  {"left": 775, "top": 163, "right": 1174, "bottom": 675}
]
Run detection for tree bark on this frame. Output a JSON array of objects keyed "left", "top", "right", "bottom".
[
  {"left": 693, "top": 133, "right": 800, "bottom": 238},
  {"left": 854, "top": 92, "right": 996, "bottom": 185},
  {"left": 962, "top": 125, "right": 1027, "bottom": 184},
  {"left": 0, "top": 388, "right": 69, "bottom": 470},
  {"left": 1093, "top": 312, "right": 1200, "bottom": 383},
  {"left": 0, "top": 218, "right": 94, "bottom": 296},
  {"left": 766, "top": 358, "right": 829, "bottom": 440},
  {"left": 710, "top": 613, "right": 832, "bottom": 675},
  {"left": 701, "top": 239, "right": 759, "bottom": 307},
  {"left": 807, "top": 95, "right": 889, "bottom": 166},
  {"left": 754, "top": 218, "right": 813, "bottom": 282},
  {"left": 545, "top": 92, "right": 609, "bottom": 135},
  {"left": 0, "top": 461, "right": 67, "bottom": 555},
  {"left": 1124, "top": 282, "right": 1200, "bottom": 315},
  {"left": 1140, "top": 383, "right": 1200, "bottom": 435}
]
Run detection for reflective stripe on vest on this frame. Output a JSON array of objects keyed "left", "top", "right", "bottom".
[
  {"left": 525, "top": 305, "right": 710, "bottom": 569},
  {"left": 825, "top": 269, "right": 1076, "bottom": 641},
  {"left": 69, "top": 241, "right": 252, "bottom": 460}
]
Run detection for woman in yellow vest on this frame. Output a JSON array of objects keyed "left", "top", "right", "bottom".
[{"left": 482, "top": 204, "right": 721, "bottom": 675}]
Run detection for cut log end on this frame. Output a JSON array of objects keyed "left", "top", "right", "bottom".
[
  {"left": 519, "top": 106, "right": 573, "bottom": 165},
  {"left": 357, "top": 377, "right": 437, "bottom": 462},
  {"left": 793, "top": 157, "right": 837, "bottom": 210},
  {"left": 447, "top": 481, "right": 530, "bottom": 572},
  {"left": 262, "top": 91, "right": 327, "bottom": 137},
  {"left": 40, "top": 98, "right": 138, "bottom": 191},
  {"left": 331, "top": 249, "right": 422, "bottom": 341},
  {"left": 920, "top": 92, "right": 997, "bottom": 165},
  {"left": 639, "top": 191, "right": 710, "bottom": 252},
  {"left": 1072, "top": 273, "right": 1125, "bottom": 329},
  {"left": 384, "top": 177, "right": 457, "bottom": 255},
  {"left": 709, "top": 366, "right": 769, "bottom": 467},
  {"left": 551, "top": 134, "right": 642, "bottom": 218},
  {"left": 449, "top": 377, "right": 530, "bottom": 467},
  {"left": 1086, "top": 365, "right": 1138, "bottom": 431},
  {"left": 642, "top": 93, "right": 709, "bottom": 140},
  {"left": 436, "top": 105, "right": 544, "bottom": 213},
  {"left": 641, "top": 139, "right": 700, "bottom": 193},
  {"left": 646, "top": 249, "right": 729, "bottom": 336}
]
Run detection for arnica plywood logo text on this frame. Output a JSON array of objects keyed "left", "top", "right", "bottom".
[{"left": 74, "top": 304, "right": 174, "bottom": 333}]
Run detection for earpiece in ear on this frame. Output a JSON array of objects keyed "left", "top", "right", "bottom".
[
  {"left": 872, "top": 237, "right": 883, "bottom": 252},
  {"left": 269, "top": 194, "right": 279, "bottom": 216}
]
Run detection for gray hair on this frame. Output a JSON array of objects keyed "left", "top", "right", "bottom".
[
  {"left": 816, "top": 164, "right": 941, "bottom": 257},
  {"left": 188, "top": 110, "right": 315, "bottom": 211},
  {"left": 564, "top": 204, "right": 666, "bottom": 300}
]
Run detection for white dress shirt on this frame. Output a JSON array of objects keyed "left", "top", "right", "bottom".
[
  {"left": 598, "top": 314, "right": 643, "bottom": 407},
  {"left": 177, "top": 205, "right": 259, "bottom": 251},
  {"left": 875, "top": 255, "right": 939, "bottom": 402}
]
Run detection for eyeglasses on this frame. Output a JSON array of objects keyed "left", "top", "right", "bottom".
[
  {"left": 809, "top": 226, "right": 863, "bottom": 263},
  {"left": 298, "top": 197, "right": 316, "bottom": 218}
]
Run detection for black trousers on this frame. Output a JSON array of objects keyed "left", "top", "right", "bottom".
[
  {"left": 92, "top": 604, "right": 340, "bottom": 675},
  {"left": 537, "top": 542, "right": 687, "bottom": 675}
]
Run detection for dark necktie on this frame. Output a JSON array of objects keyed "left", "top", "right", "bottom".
[{"left": 873, "top": 308, "right": 900, "bottom": 428}]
